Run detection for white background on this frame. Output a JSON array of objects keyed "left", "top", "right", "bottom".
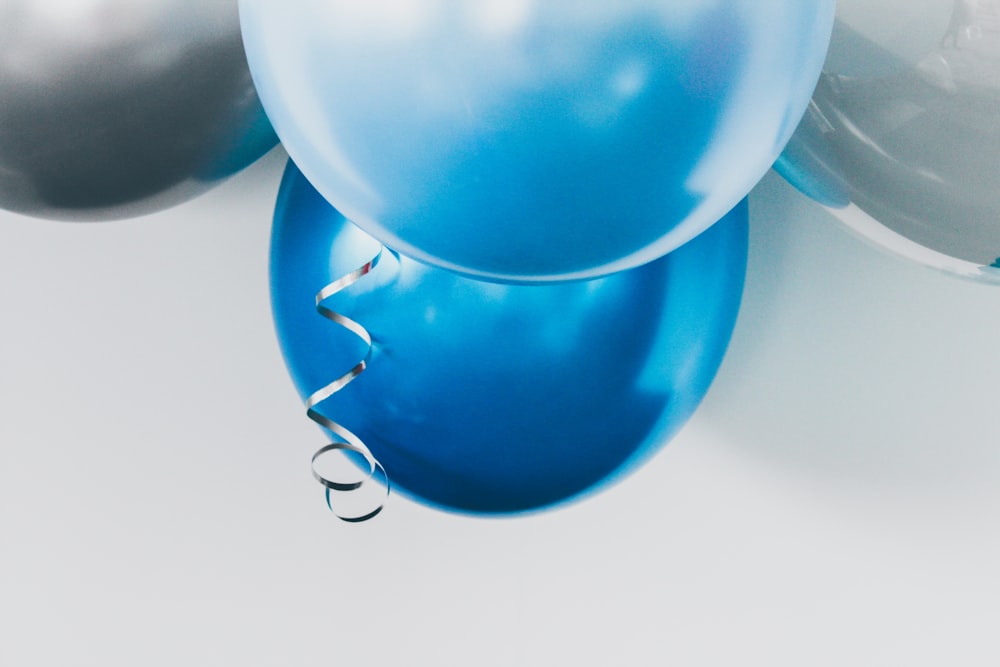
[{"left": 2, "top": 150, "right": 999, "bottom": 666}]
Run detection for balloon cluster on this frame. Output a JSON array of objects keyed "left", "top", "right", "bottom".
[{"left": 31, "top": 1, "right": 984, "bottom": 519}]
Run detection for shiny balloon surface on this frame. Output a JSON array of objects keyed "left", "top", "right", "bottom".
[
  {"left": 245, "top": 0, "right": 830, "bottom": 282},
  {"left": 777, "top": 0, "right": 1000, "bottom": 281},
  {"left": 270, "top": 161, "right": 747, "bottom": 514},
  {"left": 0, "top": 0, "right": 277, "bottom": 220}
]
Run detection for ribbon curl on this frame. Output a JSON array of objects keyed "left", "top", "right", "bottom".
[{"left": 305, "top": 249, "right": 390, "bottom": 523}]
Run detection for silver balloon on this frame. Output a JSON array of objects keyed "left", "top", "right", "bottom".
[
  {"left": 0, "top": 0, "right": 277, "bottom": 221},
  {"left": 777, "top": 0, "right": 1000, "bottom": 282}
]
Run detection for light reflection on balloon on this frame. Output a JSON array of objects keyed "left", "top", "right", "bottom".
[
  {"left": 777, "top": 0, "right": 1000, "bottom": 281},
  {"left": 0, "top": 0, "right": 277, "bottom": 221},
  {"left": 243, "top": 0, "right": 832, "bottom": 283}
]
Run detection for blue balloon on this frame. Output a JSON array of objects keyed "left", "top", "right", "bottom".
[
  {"left": 244, "top": 1, "right": 831, "bottom": 283},
  {"left": 271, "top": 161, "right": 747, "bottom": 514}
]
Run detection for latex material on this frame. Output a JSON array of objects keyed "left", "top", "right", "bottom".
[
  {"left": 270, "top": 161, "right": 747, "bottom": 515},
  {"left": 0, "top": 0, "right": 278, "bottom": 221},
  {"left": 244, "top": 0, "right": 830, "bottom": 283},
  {"left": 776, "top": 1, "right": 1000, "bottom": 281}
]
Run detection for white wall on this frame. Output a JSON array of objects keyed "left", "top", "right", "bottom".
[{"left": 2, "top": 150, "right": 999, "bottom": 666}]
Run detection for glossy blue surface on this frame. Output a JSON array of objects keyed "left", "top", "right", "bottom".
[
  {"left": 244, "top": 1, "right": 831, "bottom": 283},
  {"left": 270, "top": 162, "right": 747, "bottom": 514}
]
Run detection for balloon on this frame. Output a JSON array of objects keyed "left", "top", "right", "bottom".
[
  {"left": 270, "top": 161, "right": 747, "bottom": 514},
  {"left": 0, "top": 0, "right": 278, "bottom": 221},
  {"left": 776, "top": 1, "right": 1000, "bottom": 282},
  {"left": 243, "top": 0, "right": 831, "bottom": 283}
]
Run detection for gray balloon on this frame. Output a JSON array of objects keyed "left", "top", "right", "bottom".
[
  {"left": 776, "top": 0, "right": 1000, "bottom": 282},
  {"left": 0, "top": 0, "right": 278, "bottom": 221}
]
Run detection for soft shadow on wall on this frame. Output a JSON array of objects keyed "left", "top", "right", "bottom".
[{"left": 698, "top": 170, "right": 1000, "bottom": 496}]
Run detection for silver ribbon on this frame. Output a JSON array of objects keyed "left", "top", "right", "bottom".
[{"left": 306, "top": 250, "right": 390, "bottom": 523}]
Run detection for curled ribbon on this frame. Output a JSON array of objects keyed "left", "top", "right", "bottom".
[{"left": 305, "top": 249, "right": 390, "bottom": 523}]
